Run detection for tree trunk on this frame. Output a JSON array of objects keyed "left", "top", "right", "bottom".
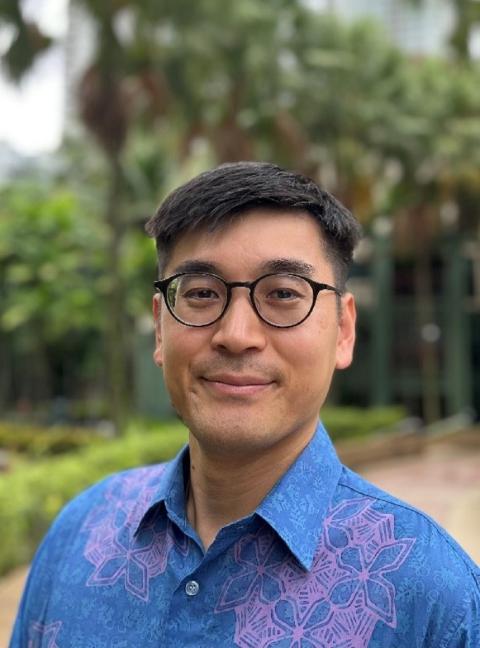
[
  {"left": 412, "top": 208, "right": 441, "bottom": 423},
  {"left": 104, "top": 154, "right": 128, "bottom": 434}
]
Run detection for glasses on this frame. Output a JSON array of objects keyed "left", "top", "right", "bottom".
[{"left": 154, "top": 272, "right": 342, "bottom": 328}]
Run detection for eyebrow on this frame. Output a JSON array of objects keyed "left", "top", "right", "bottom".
[
  {"left": 260, "top": 258, "right": 315, "bottom": 277},
  {"left": 171, "top": 260, "right": 219, "bottom": 275},
  {"left": 171, "top": 258, "right": 315, "bottom": 277}
]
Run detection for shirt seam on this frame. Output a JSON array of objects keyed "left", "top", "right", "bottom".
[{"left": 338, "top": 473, "right": 480, "bottom": 588}]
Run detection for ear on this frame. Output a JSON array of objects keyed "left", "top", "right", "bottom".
[
  {"left": 335, "top": 292, "right": 356, "bottom": 370},
  {"left": 152, "top": 294, "right": 163, "bottom": 367}
]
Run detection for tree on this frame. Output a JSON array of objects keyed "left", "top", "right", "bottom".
[
  {"left": 1, "top": 0, "right": 306, "bottom": 429},
  {"left": 0, "top": 180, "right": 106, "bottom": 410},
  {"left": 1, "top": 1, "right": 479, "bottom": 423}
]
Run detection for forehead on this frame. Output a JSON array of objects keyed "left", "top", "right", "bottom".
[{"left": 165, "top": 209, "right": 332, "bottom": 279}]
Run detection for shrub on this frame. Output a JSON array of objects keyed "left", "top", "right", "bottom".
[
  {"left": 0, "top": 422, "right": 107, "bottom": 457},
  {"left": 321, "top": 405, "right": 407, "bottom": 441},
  {"left": 0, "top": 422, "right": 188, "bottom": 576}
]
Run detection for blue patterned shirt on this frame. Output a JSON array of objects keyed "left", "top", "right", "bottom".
[{"left": 10, "top": 423, "right": 480, "bottom": 647}]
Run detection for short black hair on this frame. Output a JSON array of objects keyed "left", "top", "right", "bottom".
[{"left": 145, "top": 161, "right": 362, "bottom": 289}]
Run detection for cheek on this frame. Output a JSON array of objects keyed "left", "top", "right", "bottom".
[
  {"left": 161, "top": 326, "right": 205, "bottom": 383},
  {"left": 161, "top": 337, "right": 193, "bottom": 413},
  {"left": 280, "top": 320, "right": 338, "bottom": 380},
  {"left": 159, "top": 325, "right": 186, "bottom": 380},
  {"left": 163, "top": 333, "right": 188, "bottom": 373}
]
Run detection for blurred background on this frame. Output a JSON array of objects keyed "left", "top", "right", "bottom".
[
  {"left": 0, "top": 0, "right": 479, "bottom": 621},
  {"left": 1, "top": 0, "right": 479, "bottom": 432}
]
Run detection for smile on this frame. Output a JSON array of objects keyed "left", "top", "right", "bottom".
[{"left": 201, "top": 375, "right": 275, "bottom": 397}]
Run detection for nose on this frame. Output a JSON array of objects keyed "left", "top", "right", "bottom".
[{"left": 210, "top": 289, "right": 267, "bottom": 354}]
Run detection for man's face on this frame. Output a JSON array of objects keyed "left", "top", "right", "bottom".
[{"left": 153, "top": 210, "right": 356, "bottom": 458}]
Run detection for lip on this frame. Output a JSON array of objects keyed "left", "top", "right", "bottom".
[
  {"left": 201, "top": 374, "right": 275, "bottom": 397},
  {"left": 203, "top": 373, "right": 273, "bottom": 386}
]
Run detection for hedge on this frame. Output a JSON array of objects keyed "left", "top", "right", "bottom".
[
  {"left": 321, "top": 405, "right": 407, "bottom": 441},
  {"left": 0, "top": 422, "right": 107, "bottom": 457},
  {"left": 0, "top": 422, "right": 188, "bottom": 576}
]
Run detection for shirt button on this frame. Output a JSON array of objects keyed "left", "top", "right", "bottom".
[{"left": 185, "top": 580, "right": 200, "bottom": 596}]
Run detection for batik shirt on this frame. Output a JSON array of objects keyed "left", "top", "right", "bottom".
[{"left": 10, "top": 422, "right": 480, "bottom": 647}]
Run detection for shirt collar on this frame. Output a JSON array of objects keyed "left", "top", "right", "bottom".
[
  {"left": 135, "top": 421, "right": 342, "bottom": 571},
  {"left": 256, "top": 421, "right": 342, "bottom": 571},
  {"left": 133, "top": 445, "right": 189, "bottom": 536}
]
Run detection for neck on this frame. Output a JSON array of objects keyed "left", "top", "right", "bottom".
[{"left": 186, "top": 426, "right": 316, "bottom": 550}]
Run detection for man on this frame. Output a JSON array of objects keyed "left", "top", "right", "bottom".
[{"left": 10, "top": 162, "right": 479, "bottom": 647}]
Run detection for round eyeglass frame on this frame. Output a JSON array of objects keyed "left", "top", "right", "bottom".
[{"left": 154, "top": 272, "right": 342, "bottom": 329}]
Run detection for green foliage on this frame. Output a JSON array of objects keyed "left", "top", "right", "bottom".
[
  {"left": 0, "top": 423, "right": 107, "bottom": 457},
  {"left": 321, "top": 406, "right": 407, "bottom": 441},
  {"left": 1, "top": 1, "right": 479, "bottom": 422},
  {"left": 0, "top": 182, "right": 107, "bottom": 341},
  {"left": 0, "top": 422, "right": 188, "bottom": 576},
  {"left": 0, "top": 176, "right": 156, "bottom": 408}
]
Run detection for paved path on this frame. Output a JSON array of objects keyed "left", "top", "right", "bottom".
[
  {"left": 359, "top": 442, "right": 480, "bottom": 564},
  {"left": 0, "top": 567, "right": 28, "bottom": 647},
  {"left": 1, "top": 442, "right": 479, "bottom": 646}
]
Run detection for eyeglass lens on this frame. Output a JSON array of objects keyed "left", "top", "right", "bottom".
[{"left": 166, "top": 273, "right": 314, "bottom": 326}]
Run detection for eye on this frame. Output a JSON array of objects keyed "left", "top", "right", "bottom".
[
  {"left": 256, "top": 275, "right": 311, "bottom": 308},
  {"left": 176, "top": 274, "right": 225, "bottom": 303},
  {"left": 183, "top": 288, "right": 220, "bottom": 300},
  {"left": 268, "top": 288, "right": 300, "bottom": 300}
]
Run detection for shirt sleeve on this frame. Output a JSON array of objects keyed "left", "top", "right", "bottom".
[
  {"left": 8, "top": 531, "right": 53, "bottom": 648},
  {"left": 8, "top": 476, "right": 112, "bottom": 648},
  {"left": 444, "top": 582, "right": 480, "bottom": 648}
]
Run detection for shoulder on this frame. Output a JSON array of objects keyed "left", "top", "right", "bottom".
[
  {"left": 337, "top": 466, "right": 479, "bottom": 579},
  {"left": 27, "top": 462, "right": 169, "bottom": 570},
  {"left": 9, "top": 462, "right": 170, "bottom": 646},
  {"left": 332, "top": 466, "right": 479, "bottom": 646},
  {"left": 26, "top": 464, "right": 169, "bottom": 585},
  {"left": 45, "top": 461, "right": 169, "bottom": 545}
]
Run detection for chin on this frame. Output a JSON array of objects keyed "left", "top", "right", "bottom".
[{"left": 187, "top": 413, "right": 283, "bottom": 456}]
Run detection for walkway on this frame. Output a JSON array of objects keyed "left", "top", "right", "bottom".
[{"left": 360, "top": 441, "right": 480, "bottom": 564}]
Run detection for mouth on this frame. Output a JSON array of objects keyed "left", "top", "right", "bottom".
[{"left": 200, "top": 374, "right": 275, "bottom": 398}]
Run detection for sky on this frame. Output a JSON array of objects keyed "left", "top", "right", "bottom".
[{"left": 0, "top": 0, "right": 69, "bottom": 155}]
